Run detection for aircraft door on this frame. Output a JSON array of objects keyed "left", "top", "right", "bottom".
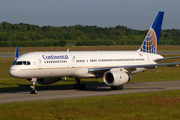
[
  {"left": 36, "top": 55, "right": 43, "bottom": 69},
  {"left": 146, "top": 54, "right": 151, "bottom": 63},
  {"left": 71, "top": 55, "right": 76, "bottom": 68}
]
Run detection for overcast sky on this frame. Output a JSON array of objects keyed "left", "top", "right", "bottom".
[{"left": 0, "top": 0, "right": 180, "bottom": 30}]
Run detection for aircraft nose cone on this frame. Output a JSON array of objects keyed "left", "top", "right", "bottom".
[{"left": 9, "top": 67, "right": 20, "bottom": 78}]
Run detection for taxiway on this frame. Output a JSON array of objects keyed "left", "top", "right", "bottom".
[{"left": 0, "top": 80, "right": 180, "bottom": 103}]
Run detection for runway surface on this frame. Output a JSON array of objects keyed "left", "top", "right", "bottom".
[
  {"left": 0, "top": 80, "right": 180, "bottom": 103},
  {"left": 0, "top": 52, "right": 180, "bottom": 57}
]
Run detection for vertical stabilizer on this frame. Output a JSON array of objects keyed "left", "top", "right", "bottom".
[
  {"left": 15, "top": 46, "right": 18, "bottom": 60},
  {"left": 139, "top": 11, "right": 164, "bottom": 54}
]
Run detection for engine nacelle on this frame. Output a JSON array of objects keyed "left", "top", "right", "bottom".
[
  {"left": 36, "top": 78, "right": 61, "bottom": 85},
  {"left": 103, "top": 71, "right": 131, "bottom": 86}
]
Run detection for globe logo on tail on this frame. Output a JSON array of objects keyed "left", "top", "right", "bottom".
[{"left": 140, "top": 28, "right": 157, "bottom": 54}]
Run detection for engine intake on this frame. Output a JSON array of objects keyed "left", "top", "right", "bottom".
[{"left": 103, "top": 71, "right": 131, "bottom": 86}]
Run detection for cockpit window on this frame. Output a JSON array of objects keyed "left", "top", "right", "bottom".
[
  {"left": 13, "top": 61, "right": 31, "bottom": 65},
  {"left": 12, "top": 61, "right": 16, "bottom": 65},
  {"left": 23, "top": 61, "right": 26, "bottom": 65},
  {"left": 16, "top": 61, "right": 22, "bottom": 65},
  {"left": 27, "top": 61, "right": 31, "bottom": 65}
]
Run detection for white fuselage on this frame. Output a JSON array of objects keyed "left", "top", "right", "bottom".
[{"left": 9, "top": 51, "right": 163, "bottom": 79}]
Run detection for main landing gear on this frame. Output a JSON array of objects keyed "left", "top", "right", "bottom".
[
  {"left": 73, "top": 78, "right": 86, "bottom": 89},
  {"left": 111, "top": 84, "right": 124, "bottom": 90},
  {"left": 30, "top": 78, "right": 38, "bottom": 94}
]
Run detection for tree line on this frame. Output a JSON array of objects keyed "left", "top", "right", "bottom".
[{"left": 0, "top": 21, "right": 180, "bottom": 47}]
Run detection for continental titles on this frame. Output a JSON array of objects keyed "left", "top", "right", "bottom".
[{"left": 42, "top": 55, "right": 69, "bottom": 60}]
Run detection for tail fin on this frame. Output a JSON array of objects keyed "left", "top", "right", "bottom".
[
  {"left": 14, "top": 46, "right": 18, "bottom": 60},
  {"left": 138, "top": 11, "right": 164, "bottom": 54}
]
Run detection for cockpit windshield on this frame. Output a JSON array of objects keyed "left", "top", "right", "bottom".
[{"left": 12, "top": 61, "right": 31, "bottom": 65}]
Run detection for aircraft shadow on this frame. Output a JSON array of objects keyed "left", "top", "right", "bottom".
[
  {"left": 74, "top": 86, "right": 165, "bottom": 92},
  {"left": 0, "top": 82, "right": 166, "bottom": 94},
  {"left": 0, "top": 81, "right": 106, "bottom": 93}
]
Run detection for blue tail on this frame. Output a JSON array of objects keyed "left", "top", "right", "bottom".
[
  {"left": 139, "top": 11, "right": 164, "bottom": 54},
  {"left": 15, "top": 46, "right": 18, "bottom": 60}
]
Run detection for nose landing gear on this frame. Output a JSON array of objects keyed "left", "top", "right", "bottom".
[{"left": 30, "top": 78, "right": 38, "bottom": 94}]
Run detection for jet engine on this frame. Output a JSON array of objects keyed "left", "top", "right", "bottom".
[
  {"left": 36, "top": 78, "right": 61, "bottom": 85},
  {"left": 103, "top": 71, "right": 131, "bottom": 86}
]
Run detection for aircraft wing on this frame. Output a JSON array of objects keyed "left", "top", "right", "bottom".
[{"left": 88, "top": 62, "right": 180, "bottom": 73}]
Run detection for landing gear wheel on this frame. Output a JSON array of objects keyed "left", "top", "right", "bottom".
[
  {"left": 30, "top": 89, "right": 38, "bottom": 94},
  {"left": 30, "top": 89, "right": 33, "bottom": 94},
  {"left": 118, "top": 85, "right": 124, "bottom": 90},
  {"left": 73, "top": 78, "right": 86, "bottom": 89},
  {"left": 111, "top": 86, "right": 117, "bottom": 90},
  {"left": 73, "top": 84, "right": 78, "bottom": 89},
  {"left": 73, "top": 83, "right": 86, "bottom": 89},
  {"left": 111, "top": 85, "right": 124, "bottom": 90},
  {"left": 81, "top": 83, "right": 86, "bottom": 89},
  {"left": 34, "top": 89, "right": 38, "bottom": 94}
]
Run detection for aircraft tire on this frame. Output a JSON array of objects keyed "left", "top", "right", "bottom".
[
  {"left": 73, "top": 84, "right": 86, "bottom": 89},
  {"left": 34, "top": 89, "right": 38, "bottom": 94},
  {"left": 118, "top": 85, "right": 124, "bottom": 90},
  {"left": 111, "top": 85, "right": 124, "bottom": 90},
  {"left": 111, "top": 86, "right": 116, "bottom": 90},
  {"left": 73, "top": 84, "right": 78, "bottom": 89},
  {"left": 81, "top": 83, "right": 86, "bottom": 89},
  {"left": 30, "top": 89, "right": 38, "bottom": 94}
]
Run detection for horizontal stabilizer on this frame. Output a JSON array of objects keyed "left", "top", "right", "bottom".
[{"left": 154, "top": 56, "right": 180, "bottom": 62}]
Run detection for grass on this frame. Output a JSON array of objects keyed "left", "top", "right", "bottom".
[{"left": 0, "top": 90, "right": 180, "bottom": 119}]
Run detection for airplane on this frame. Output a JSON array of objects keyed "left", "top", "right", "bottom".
[{"left": 9, "top": 11, "right": 180, "bottom": 94}]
